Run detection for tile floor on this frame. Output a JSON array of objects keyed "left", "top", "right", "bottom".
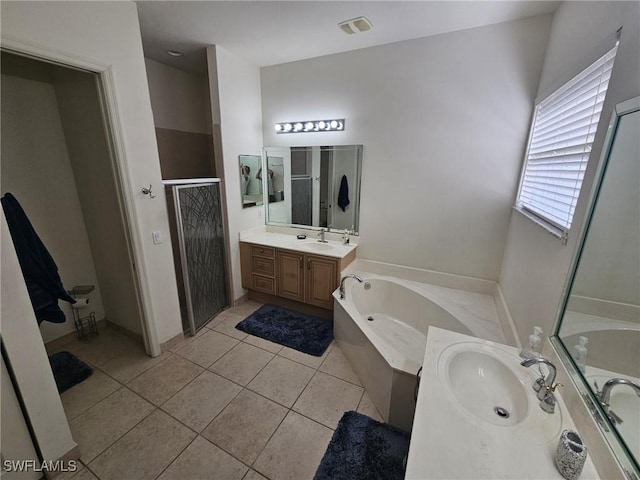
[{"left": 48, "top": 301, "right": 383, "bottom": 480}]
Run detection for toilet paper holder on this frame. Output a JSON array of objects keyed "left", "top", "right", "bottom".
[{"left": 69, "top": 285, "right": 98, "bottom": 341}]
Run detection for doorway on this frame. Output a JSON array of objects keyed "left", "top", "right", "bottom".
[{"left": 0, "top": 51, "right": 148, "bottom": 352}]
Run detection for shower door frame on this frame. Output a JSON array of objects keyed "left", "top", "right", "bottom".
[{"left": 171, "top": 179, "right": 229, "bottom": 335}]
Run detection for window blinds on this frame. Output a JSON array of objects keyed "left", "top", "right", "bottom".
[{"left": 517, "top": 46, "right": 618, "bottom": 231}]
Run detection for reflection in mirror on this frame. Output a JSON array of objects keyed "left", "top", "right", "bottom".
[
  {"left": 262, "top": 145, "right": 362, "bottom": 233},
  {"left": 555, "top": 97, "right": 639, "bottom": 474},
  {"left": 239, "top": 155, "right": 263, "bottom": 208}
]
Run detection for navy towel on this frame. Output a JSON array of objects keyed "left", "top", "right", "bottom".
[
  {"left": 1, "top": 193, "right": 76, "bottom": 324},
  {"left": 337, "top": 175, "right": 350, "bottom": 212}
]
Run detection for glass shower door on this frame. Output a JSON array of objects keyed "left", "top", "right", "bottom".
[{"left": 173, "top": 181, "right": 228, "bottom": 334}]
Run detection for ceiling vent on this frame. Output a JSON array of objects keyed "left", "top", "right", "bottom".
[{"left": 338, "top": 16, "right": 373, "bottom": 35}]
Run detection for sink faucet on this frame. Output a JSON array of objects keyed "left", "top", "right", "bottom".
[
  {"left": 339, "top": 274, "right": 363, "bottom": 299},
  {"left": 599, "top": 378, "right": 640, "bottom": 425},
  {"left": 317, "top": 228, "right": 328, "bottom": 243},
  {"left": 521, "top": 357, "right": 560, "bottom": 414}
]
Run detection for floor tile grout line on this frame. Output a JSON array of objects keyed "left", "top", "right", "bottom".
[{"left": 82, "top": 402, "right": 159, "bottom": 469}]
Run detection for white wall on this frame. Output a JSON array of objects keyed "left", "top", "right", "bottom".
[
  {"left": 261, "top": 15, "right": 552, "bottom": 281},
  {"left": 499, "top": 1, "right": 640, "bottom": 346},
  {"left": 0, "top": 70, "right": 106, "bottom": 343},
  {"left": 1, "top": 212, "right": 77, "bottom": 463},
  {"left": 54, "top": 67, "right": 144, "bottom": 337},
  {"left": 144, "top": 58, "right": 210, "bottom": 134},
  {"left": 207, "top": 45, "right": 264, "bottom": 301},
  {"left": 1, "top": 1, "right": 183, "bottom": 347}
]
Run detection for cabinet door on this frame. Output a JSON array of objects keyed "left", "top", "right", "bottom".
[
  {"left": 306, "top": 255, "right": 339, "bottom": 309},
  {"left": 276, "top": 250, "right": 305, "bottom": 302}
]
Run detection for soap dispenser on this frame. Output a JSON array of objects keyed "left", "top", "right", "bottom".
[
  {"left": 520, "top": 326, "right": 544, "bottom": 360},
  {"left": 573, "top": 336, "right": 589, "bottom": 374}
]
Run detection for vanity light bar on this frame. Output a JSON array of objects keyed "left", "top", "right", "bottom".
[{"left": 275, "top": 119, "right": 345, "bottom": 134}]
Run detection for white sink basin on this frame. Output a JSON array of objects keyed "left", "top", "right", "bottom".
[
  {"left": 439, "top": 343, "right": 529, "bottom": 426},
  {"left": 299, "top": 241, "right": 333, "bottom": 252}
]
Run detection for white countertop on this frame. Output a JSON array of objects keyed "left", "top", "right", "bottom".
[
  {"left": 239, "top": 230, "right": 357, "bottom": 259},
  {"left": 406, "top": 327, "right": 600, "bottom": 479}
]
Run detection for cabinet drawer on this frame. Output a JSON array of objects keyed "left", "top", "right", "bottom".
[
  {"left": 252, "top": 274, "right": 275, "bottom": 294},
  {"left": 251, "top": 245, "right": 275, "bottom": 258},
  {"left": 252, "top": 256, "right": 275, "bottom": 276}
]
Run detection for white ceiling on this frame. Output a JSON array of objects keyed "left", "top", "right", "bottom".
[{"left": 136, "top": 1, "right": 560, "bottom": 74}]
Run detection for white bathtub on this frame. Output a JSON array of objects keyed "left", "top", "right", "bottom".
[{"left": 334, "top": 273, "right": 506, "bottom": 432}]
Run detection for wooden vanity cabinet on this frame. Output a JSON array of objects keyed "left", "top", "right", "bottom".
[
  {"left": 240, "top": 244, "right": 276, "bottom": 295},
  {"left": 240, "top": 242, "right": 352, "bottom": 311},
  {"left": 276, "top": 249, "right": 305, "bottom": 302}
]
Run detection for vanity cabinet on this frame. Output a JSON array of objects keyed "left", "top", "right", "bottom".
[
  {"left": 245, "top": 245, "right": 276, "bottom": 295},
  {"left": 240, "top": 241, "right": 352, "bottom": 311},
  {"left": 276, "top": 250, "right": 339, "bottom": 309}
]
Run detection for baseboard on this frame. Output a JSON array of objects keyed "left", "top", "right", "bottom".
[
  {"left": 567, "top": 294, "right": 639, "bottom": 323},
  {"left": 353, "top": 258, "right": 496, "bottom": 295},
  {"left": 44, "top": 318, "right": 107, "bottom": 351},
  {"left": 44, "top": 444, "right": 80, "bottom": 479},
  {"left": 105, "top": 320, "right": 144, "bottom": 345},
  {"left": 247, "top": 290, "right": 333, "bottom": 320},
  {"left": 233, "top": 292, "right": 250, "bottom": 307},
  {"left": 493, "top": 283, "right": 521, "bottom": 348},
  {"left": 160, "top": 331, "right": 185, "bottom": 353}
]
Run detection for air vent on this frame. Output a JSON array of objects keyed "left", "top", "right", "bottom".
[{"left": 338, "top": 16, "right": 373, "bottom": 35}]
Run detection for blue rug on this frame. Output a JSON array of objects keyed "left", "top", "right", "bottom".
[
  {"left": 49, "top": 351, "right": 93, "bottom": 394},
  {"left": 235, "top": 304, "right": 333, "bottom": 356},
  {"left": 314, "top": 411, "right": 410, "bottom": 480}
]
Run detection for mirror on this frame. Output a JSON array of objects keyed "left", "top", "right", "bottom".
[
  {"left": 262, "top": 145, "right": 362, "bottom": 233},
  {"left": 554, "top": 96, "right": 639, "bottom": 475},
  {"left": 239, "top": 155, "right": 263, "bottom": 208}
]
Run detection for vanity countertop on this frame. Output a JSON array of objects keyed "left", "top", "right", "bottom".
[
  {"left": 406, "top": 327, "right": 600, "bottom": 480},
  {"left": 239, "top": 230, "right": 357, "bottom": 260}
]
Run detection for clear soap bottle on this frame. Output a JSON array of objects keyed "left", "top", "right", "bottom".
[
  {"left": 520, "top": 326, "right": 543, "bottom": 359},
  {"left": 573, "top": 336, "right": 589, "bottom": 374}
]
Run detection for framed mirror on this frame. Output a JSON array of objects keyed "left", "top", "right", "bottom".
[
  {"left": 553, "top": 96, "right": 639, "bottom": 477},
  {"left": 262, "top": 145, "right": 362, "bottom": 233},
  {"left": 239, "top": 155, "right": 263, "bottom": 208}
]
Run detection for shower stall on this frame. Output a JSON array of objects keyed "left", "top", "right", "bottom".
[{"left": 164, "top": 179, "right": 229, "bottom": 335}]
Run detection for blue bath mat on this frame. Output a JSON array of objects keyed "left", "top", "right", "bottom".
[
  {"left": 314, "top": 411, "right": 410, "bottom": 480},
  {"left": 49, "top": 351, "right": 93, "bottom": 394},
  {"left": 235, "top": 304, "right": 333, "bottom": 356}
]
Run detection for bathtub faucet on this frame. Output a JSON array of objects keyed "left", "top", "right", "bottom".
[
  {"left": 339, "top": 274, "right": 363, "bottom": 299},
  {"left": 599, "top": 378, "right": 640, "bottom": 424}
]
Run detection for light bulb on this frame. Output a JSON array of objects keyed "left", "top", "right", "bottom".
[
  {"left": 330, "top": 120, "right": 338, "bottom": 129},
  {"left": 318, "top": 121, "right": 326, "bottom": 129},
  {"left": 284, "top": 123, "right": 292, "bottom": 132},
  {"left": 305, "top": 122, "right": 314, "bottom": 131},
  {"left": 275, "top": 124, "right": 282, "bottom": 132},
  {"left": 294, "top": 122, "right": 303, "bottom": 131}
]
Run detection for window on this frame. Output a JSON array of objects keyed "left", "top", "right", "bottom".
[{"left": 516, "top": 46, "right": 618, "bottom": 236}]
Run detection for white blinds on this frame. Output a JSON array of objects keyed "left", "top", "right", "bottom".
[{"left": 518, "top": 46, "right": 618, "bottom": 231}]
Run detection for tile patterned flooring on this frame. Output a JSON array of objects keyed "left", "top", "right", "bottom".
[{"left": 49, "top": 301, "right": 383, "bottom": 480}]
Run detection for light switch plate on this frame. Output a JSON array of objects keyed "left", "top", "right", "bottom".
[{"left": 152, "top": 230, "right": 162, "bottom": 245}]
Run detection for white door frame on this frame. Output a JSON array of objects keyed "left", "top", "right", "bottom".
[{"left": 1, "top": 37, "right": 161, "bottom": 356}]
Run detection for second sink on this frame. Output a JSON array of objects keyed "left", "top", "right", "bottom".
[{"left": 438, "top": 342, "right": 530, "bottom": 426}]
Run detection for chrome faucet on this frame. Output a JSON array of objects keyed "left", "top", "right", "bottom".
[
  {"left": 521, "top": 357, "right": 560, "bottom": 414},
  {"left": 339, "top": 274, "right": 363, "bottom": 299},
  {"left": 317, "top": 228, "right": 328, "bottom": 243},
  {"left": 598, "top": 378, "right": 640, "bottom": 425}
]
